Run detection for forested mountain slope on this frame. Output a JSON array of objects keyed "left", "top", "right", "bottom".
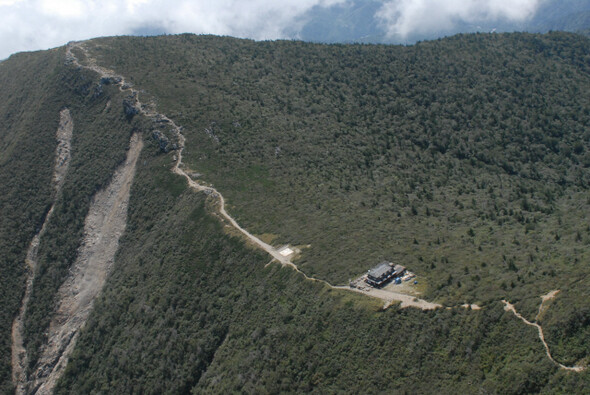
[
  {"left": 90, "top": 32, "right": 590, "bottom": 302},
  {"left": 0, "top": 47, "right": 144, "bottom": 393},
  {"left": 0, "top": 32, "right": 589, "bottom": 393}
]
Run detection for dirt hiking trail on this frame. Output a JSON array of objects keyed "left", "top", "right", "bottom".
[
  {"left": 59, "top": 39, "right": 585, "bottom": 381},
  {"left": 65, "top": 41, "right": 440, "bottom": 312},
  {"left": 11, "top": 109, "right": 73, "bottom": 394},
  {"left": 503, "top": 290, "right": 586, "bottom": 372}
]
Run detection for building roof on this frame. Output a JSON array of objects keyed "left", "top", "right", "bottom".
[{"left": 368, "top": 262, "right": 393, "bottom": 278}]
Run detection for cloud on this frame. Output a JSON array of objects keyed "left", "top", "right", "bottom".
[
  {"left": 376, "top": 0, "right": 542, "bottom": 38},
  {"left": 0, "top": 0, "right": 345, "bottom": 59}
]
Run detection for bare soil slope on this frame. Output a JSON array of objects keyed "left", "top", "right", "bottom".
[{"left": 26, "top": 133, "right": 143, "bottom": 394}]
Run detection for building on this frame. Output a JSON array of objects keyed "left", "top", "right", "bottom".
[{"left": 366, "top": 261, "right": 406, "bottom": 287}]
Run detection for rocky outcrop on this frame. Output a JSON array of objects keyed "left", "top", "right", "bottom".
[
  {"left": 152, "top": 130, "right": 170, "bottom": 152},
  {"left": 123, "top": 97, "right": 140, "bottom": 120},
  {"left": 92, "top": 83, "right": 103, "bottom": 98},
  {"left": 100, "top": 76, "right": 122, "bottom": 85},
  {"left": 151, "top": 130, "right": 178, "bottom": 153}
]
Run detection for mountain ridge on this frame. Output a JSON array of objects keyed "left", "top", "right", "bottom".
[{"left": 0, "top": 31, "right": 589, "bottom": 393}]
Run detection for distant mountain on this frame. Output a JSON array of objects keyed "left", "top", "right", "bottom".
[
  {"left": 294, "top": 0, "right": 590, "bottom": 44},
  {"left": 296, "top": 0, "right": 386, "bottom": 43},
  {"left": 530, "top": 0, "right": 590, "bottom": 32}
]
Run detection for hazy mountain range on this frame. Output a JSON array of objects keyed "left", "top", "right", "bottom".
[{"left": 291, "top": 0, "right": 590, "bottom": 43}]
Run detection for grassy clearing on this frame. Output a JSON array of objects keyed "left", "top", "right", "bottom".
[{"left": 255, "top": 233, "right": 280, "bottom": 245}]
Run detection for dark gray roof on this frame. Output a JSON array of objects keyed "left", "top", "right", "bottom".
[{"left": 368, "top": 262, "right": 393, "bottom": 278}]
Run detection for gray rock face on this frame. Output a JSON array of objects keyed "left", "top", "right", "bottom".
[
  {"left": 123, "top": 99, "right": 139, "bottom": 119},
  {"left": 100, "top": 76, "right": 122, "bottom": 85},
  {"left": 152, "top": 130, "right": 170, "bottom": 152},
  {"left": 93, "top": 83, "right": 103, "bottom": 98}
]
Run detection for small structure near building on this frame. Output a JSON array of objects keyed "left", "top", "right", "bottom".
[
  {"left": 278, "top": 246, "right": 294, "bottom": 257},
  {"left": 402, "top": 272, "right": 416, "bottom": 282},
  {"left": 365, "top": 261, "right": 406, "bottom": 288}
]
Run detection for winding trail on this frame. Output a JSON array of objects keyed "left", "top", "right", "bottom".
[
  {"left": 11, "top": 108, "right": 73, "bottom": 394},
  {"left": 65, "top": 41, "right": 440, "bottom": 311},
  {"left": 503, "top": 291, "right": 585, "bottom": 372},
  {"left": 63, "top": 39, "right": 586, "bottom": 375}
]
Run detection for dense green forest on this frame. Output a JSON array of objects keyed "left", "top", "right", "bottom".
[
  {"left": 0, "top": 48, "right": 63, "bottom": 394},
  {"left": 90, "top": 33, "right": 590, "bottom": 303},
  {"left": 54, "top": 151, "right": 575, "bottom": 393},
  {"left": 0, "top": 32, "right": 589, "bottom": 392}
]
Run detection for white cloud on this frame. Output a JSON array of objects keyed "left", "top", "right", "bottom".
[
  {"left": 38, "top": 0, "right": 88, "bottom": 18},
  {"left": 376, "top": 0, "right": 542, "bottom": 38},
  {"left": 0, "top": 0, "right": 547, "bottom": 60},
  {"left": 0, "top": 0, "right": 346, "bottom": 59},
  {"left": 0, "top": 0, "right": 23, "bottom": 5}
]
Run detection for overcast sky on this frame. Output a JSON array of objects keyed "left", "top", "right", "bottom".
[{"left": 0, "top": 0, "right": 543, "bottom": 60}]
